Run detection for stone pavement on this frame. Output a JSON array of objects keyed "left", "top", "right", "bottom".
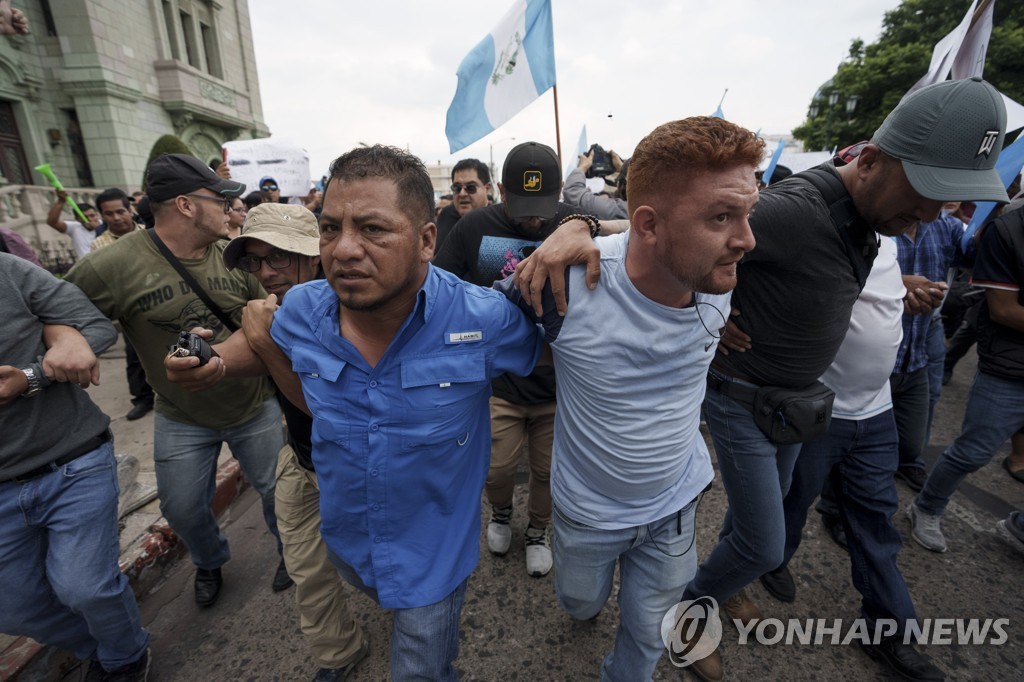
[{"left": 3, "top": 336, "right": 1022, "bottom": 681}]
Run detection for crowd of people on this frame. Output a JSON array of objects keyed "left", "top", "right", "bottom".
[{"left": 1, "top": 73, "right": 1022, "bottom": 682}]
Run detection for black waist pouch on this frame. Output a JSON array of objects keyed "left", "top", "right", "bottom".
[{"left": 751, "top": 382, "right": 835, "bottom": 445}]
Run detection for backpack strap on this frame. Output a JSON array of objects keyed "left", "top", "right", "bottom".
[{"left": 788, "top": 165, "right": 877, "bottom": 291}]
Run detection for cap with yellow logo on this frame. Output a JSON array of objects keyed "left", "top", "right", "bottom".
[{"left": 502, "top": 141, "right": 561, "bottom": 221}]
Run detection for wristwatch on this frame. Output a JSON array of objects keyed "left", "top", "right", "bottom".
[{"left": 20, "top": 366, "right": 42, "bottom": 397}]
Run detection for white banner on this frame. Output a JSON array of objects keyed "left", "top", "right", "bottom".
[{"left": 222, "top": 139, "right": 311, "bottom": 197}]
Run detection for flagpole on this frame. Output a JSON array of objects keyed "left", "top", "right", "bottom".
[
  {"left": 552, "top": 84, "right": 563, "bottom": 168},
  {"left": 970, "top": 0, "right": 994, "bottom": 28}
]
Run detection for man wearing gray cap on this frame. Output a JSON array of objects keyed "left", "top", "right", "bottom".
[
  {"left": 514, "top": 77, "right": 1009, "bottom": 682},
  {"left": 66, "top": 153, "right": 287, "bottom": 609}
]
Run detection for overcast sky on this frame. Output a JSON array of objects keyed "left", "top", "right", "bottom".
[{"left": 248, "top": 0, "right": 904, "bottom": 179}]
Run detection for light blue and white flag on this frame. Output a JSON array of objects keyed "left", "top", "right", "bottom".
[
  {"left": 566, "top": 124, "right": 587, "bottom": 177},
  {"left": 445, "top": 0, "right": 556, "bottom": 154},
  {"left": 962, "top": 134, "right": 1024, "bottom": 252},
  {"left": 760, "top": 139, "right": 786, "bottom": 185}
]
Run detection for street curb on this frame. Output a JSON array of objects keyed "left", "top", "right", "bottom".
[{"left": 0, "top": 458, "right": 248, "bottom": 681}]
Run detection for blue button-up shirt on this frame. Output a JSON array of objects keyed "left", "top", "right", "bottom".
[
  {"left": 892, "top": 215, "right": 964, "bottom": 373},
  {"left": 271, "top": 265, "right": 542, "bottom": 608}
]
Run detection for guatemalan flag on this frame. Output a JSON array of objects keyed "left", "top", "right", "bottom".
[{"left": 445, "top": 0, "right": 556, "bottom": 154}]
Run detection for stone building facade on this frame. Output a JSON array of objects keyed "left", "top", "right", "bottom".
[{"left": 0, "top": 0, "right": 267, "bottom": 258}]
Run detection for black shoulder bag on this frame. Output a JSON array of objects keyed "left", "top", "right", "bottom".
[{"left": 146, "top": 228, "right": 239, "bottom": 333}]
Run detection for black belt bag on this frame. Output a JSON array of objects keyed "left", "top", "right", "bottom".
[{"left": 751, "top": 382, "right": 835, "bottom": 445}]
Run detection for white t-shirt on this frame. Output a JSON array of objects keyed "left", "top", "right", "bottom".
[
  {"left": 65, "top": 220, "right": 97, "bottom": 258},
  {"left": 819, "top": 237, "right": 905, "bottom": 419}
]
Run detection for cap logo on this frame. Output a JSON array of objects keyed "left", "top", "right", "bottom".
[
  {"left": 523, "top": 171, "right": 542, "bottom": 192},
  {"left": 977, "top": 130, "right": 999, "bottom": 158}
]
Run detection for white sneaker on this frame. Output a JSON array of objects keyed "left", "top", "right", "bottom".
[
  {"left": 907, "top": 503, "right": 947, "bottom": 553},
  {"left": 487, "top": 506, "right": 512, "bottom": 555},
  {"left": 524, "top": 525, "right": 552, "bottom": 577}
]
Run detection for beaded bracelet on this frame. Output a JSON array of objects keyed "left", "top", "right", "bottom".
[{"left": 557, "top": 213, "right": 601, "bottom": 238}]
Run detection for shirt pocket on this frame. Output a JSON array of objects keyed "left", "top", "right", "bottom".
[
  {"left": 400, "top": 351, "right": 489, "bottom": 451},
  {"left": 400, "top": 350, "right": 488, "bottom": 407},
  {"left": 313, "top": 416, "right": 349, "bottom": 448},
  {"left": 291, "top": 348, "right": 344, "bottom": 409}
]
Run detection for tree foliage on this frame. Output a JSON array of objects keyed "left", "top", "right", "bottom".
[
  {"left": 141, "top": 135, "right": 194, "bottom": 190},
  {"left": 792, "top": 0, "right": 1024, "bottom": 151}
]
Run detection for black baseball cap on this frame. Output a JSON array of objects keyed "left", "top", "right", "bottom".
[
  {"left": 502, "top": 142, "right": 560, "bottom": 221},
  {"left": 146, "top": 153, "right": 245, "bottom": 203}
]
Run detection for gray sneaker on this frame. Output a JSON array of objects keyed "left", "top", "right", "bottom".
[
  {"left": 487, "top": 505, "right": 513, "bottom": 556},
  {"left": 996, "top": 512, "right": 1024, "bottom": 556},
  {"left": 907, "top": 503, "right": 947, "bottom": 553}
]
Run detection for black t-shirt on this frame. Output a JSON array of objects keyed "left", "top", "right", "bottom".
[
  {"left": 435, "top": 203, "right": 462, "bottom": 253},
  {"left": 274, "top": 274, "right": 326, "bottom": 471},
  {"left": 972, "top": 206, "right": 1024, "bottom": 381},
  {"left": 434, "top": 202, "right": 576, "bottom": 404},
  {"left": 715, "top": 165, "right": 876, "bottom": 388},
  {"left": 277, "top": 389, "right": 314, "bottom": 470}
]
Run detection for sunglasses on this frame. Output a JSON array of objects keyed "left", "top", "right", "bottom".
[
  {"left": 261, "top": 184, "right": 279, "bottom": 192},
  {"left": 185, "top": 194, "right": 231, "bottom": 214},
  {"left": 451, "top": 182, "right": 481, "bottom": 195},
  {"left": 236, "top": 250, "right": 294, "bottom": 273}
]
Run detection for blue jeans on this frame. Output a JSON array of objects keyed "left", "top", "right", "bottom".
[
  {"left": 890, "top": 368, "right": 929, "bottom": 470},
  {"left": 552, "top": 499, "right": 699, "bottom": 682},
  {"left": 917, "top": 371, "right": 1024, "bottom": 516},
  {"left": 0, "top": 442, "right": 149, "bottom": 670},
  {"left": 924, "top": 315, "right": 946, "bottom": 447},
  {"left": 153, "top": 398, "right": 283, "bottom": 569},
  {"left": 327, "top": 551, "right": 467, "bottom": 681},
  {"left": 687, "top": 388, "right": 801, "bottom": 602},
  {"left": 782, "top": 411, "right": 917, "bottom": 631}
]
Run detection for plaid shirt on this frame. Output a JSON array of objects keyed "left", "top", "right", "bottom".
[
  {"left": 892, "top": 215, "right": 965, "bottom": 373},
  {"left": 89, "top": 224, "right": 144, "bottom": 252}
]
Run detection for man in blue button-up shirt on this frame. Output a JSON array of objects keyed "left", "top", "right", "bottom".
[{"left": 270, "top": 145, "right": 542, "bottom": 681}]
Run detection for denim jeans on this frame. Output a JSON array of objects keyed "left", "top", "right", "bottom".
[
  {"left": 782, "top": 411, "right": 917, "bottom": 631},
  {"left": 890, "top": 368, "right": 930, "bottom": 470},
  {"left": 917, "top": 371, "right": 1024, "bottom": 516},
  {"left": 153, "top": 398, "right": 283, "bottom": 569},
  {"left": 686, "top": 387, "right": 801, "bottom": 602},
  {"left": 0, "top": 442, "right": 150, "bottom": 670},
  {"left": 327, "top": 550, "right": 467, "bottom": 681},
  {"left": 924, "top": 315, "right": 946, "bottom": 446},
  {"left": 552, "top": 499, "right": 698, "bottom": 682}
]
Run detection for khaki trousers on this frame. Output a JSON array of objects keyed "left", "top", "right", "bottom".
[
  {"left": 275, "top": 444, "right": 364, "bottom": 668},
  {"left": 486, "top": 396, "right": 555, "bottom": 528}
]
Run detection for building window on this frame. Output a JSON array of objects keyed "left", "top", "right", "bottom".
[
  {"left": 200, "top": 22, "right": 222, "bottom": 78},
  {"left": 157, "top": 1, "right": 224, "bottom": 78},
  {"left": 162, "top": 0, "right": 180, "bottom": 60},
  {"left": 41, "top": 0, "right": 58, "bottom": 37},
  {"left": 180, "top": 10, "right": 200, "bottom": 69}
]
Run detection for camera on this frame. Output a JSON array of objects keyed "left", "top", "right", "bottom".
[
  {"left": 168, "top": 330, "right": 218, "bottom": 366},
  {"left": 586, "top": 144, "right": 615, "bottom": 179}
]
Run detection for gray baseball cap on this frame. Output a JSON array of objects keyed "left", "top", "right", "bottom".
[
  {"left": 873, "top": 77, "right": 1008, "bottom": 203},
  {"left": 223, "top": 202, "right": 320, "bottom": 270}
]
